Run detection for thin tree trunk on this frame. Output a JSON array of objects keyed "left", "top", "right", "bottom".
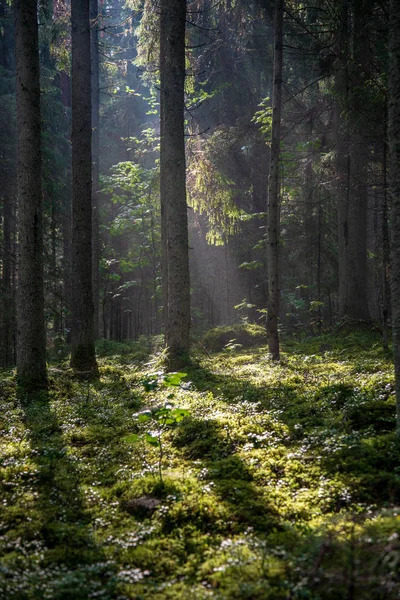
[
  {"left": 62, "top": 188, "right": 72, "bottom": 344},
  {"left": 70, "top": 0, "right": 98, "bottom": 376},
  {"left": 266, "top": 0, "right": 283, "bottom": 361},
  {"left": 14, "top": 0, "right": 47, "bottom": 390},
  {"left": 347, "top": 0, "right": 370, "bottom": 320},
  {"left": 0, "top": 192, "right": 15, "bottom": 367},
  {"left": 335, "top": 0, "right": 351, "bottom": 320},
  {"left": 383, "top": 100, "right": 391, "bottom": 351},
  {"left": 336, "top": 0, "right": 371, "bottom": 321},
  {"left": 160, "top": 0, "right": 191, "bottom": 370},
  {"left": 303, "top": 116, "right": 315, "bottom": 298},
  {"left": 388, "top": 0, "right": 400, "bottom": 434},
  {"left": 91, "top": 0, "right": 100, "bottom": 339}
]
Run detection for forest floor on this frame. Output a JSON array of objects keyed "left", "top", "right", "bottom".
[{"left": 1, "top": 331, "right": 400, "bottom": 599}]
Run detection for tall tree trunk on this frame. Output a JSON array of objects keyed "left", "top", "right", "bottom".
[
  {"left": 383, "top": 100, "right": 391, "bottom": 351},
  {"left": 70, "top": 0, "right": 98, "bottom": 376},
  {"left": 160, "top": 0, "right": 191, "bottom": 370},
  {"left": 0, "top": 1, "right": 16, "bottom": 367},
  {"left": 336, "top": 0, "right": 370, "bottom": 321},
  {"left": 14, "top": 0, "right": 47, "bottom": 390},
  {"left": 91, "top": 0, "right": 100, "bottom": 339},
  {"left": 335, "top": 0, "right": 351, "bottom": 320},
  {"left": 347, "top": 0, "right": 370, "bottom": 320},
  {"left": 389, "top": 0, "right": 400, "bottom": 434},
  {"left": 266, "top": 0, "right": 283, "bottom": 361}
]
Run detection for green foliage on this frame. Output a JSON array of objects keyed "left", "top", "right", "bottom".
[
  {"left": 187, "top": 153, "right": 245, "bottom": 245},
  {"left": 140, "top": 371, "right": 188, "bottom": 392},
  {"left": 253, "top": 96, "right": 272, "bottom": 139}
]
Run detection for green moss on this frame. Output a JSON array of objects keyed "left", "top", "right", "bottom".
[
  {"left": 202, "top": 323, "right": 267, "bottom": 351},
  {"left": 172, "top": 417, "right": 234, "bottom": 459},
  {"left": 0, "top": 332, "right": 399, "bottom": 598}
]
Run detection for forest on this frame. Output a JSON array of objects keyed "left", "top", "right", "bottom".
[{"left": 1, "top": 0, "right": 400, "bottom": 597}]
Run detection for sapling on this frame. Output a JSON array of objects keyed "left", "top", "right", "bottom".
[{"left": 123, "top": 371, "right": 190, "bottom": 484}]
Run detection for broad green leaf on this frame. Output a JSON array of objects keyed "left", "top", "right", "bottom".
[
  {"left": 163, "top": 372, "right": 187, "bottom": 387},
  {"left": 145, "top": 432, "right": 160, "bottom": 447}
]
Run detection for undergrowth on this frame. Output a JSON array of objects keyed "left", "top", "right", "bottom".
[{"left": 0, "top": 331, "right": 399, "bottom": 599}]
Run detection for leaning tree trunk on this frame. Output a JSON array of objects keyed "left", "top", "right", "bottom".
[
  {"left": 160, "top": 0, "right": 191, "bottom": 370},
  {"left": 389, "top": 0, "right": 400, "bottom": 434},
  {"left": 266, "top": 0, "right": 283, "bottom": 361},
  {"left": 14, "top": 0, "right": 47, "bottom": 391},
  {"left": 70, "top": 0, "right": 98, "bottom": 376}
]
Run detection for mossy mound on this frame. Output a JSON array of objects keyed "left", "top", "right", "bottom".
[{"left": 202, "top": 323, "right": 267, "bottom": 351}]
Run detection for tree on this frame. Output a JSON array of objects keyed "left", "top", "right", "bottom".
[
  {"left": 389, "top": 0, "right": 400, "bottom": 434},
  {"left": 160, "top": 0, "right": 191, "bottom": 369},
  {"left": 91, "top": 0, "right": 100, "bottom": 339},
  {"left": 266, "top": 0, "right": 283, "bottom": 361},
  {"left": 70, "top": 0, "right": 98, "bottom": 376},
  {"left": 14, "top": 0, "right": 47, "bottom": 390},
  {"left": 0, "top": 0, "right": 16, "bottom": 369},
  {"left": 335, "top": 0, "right": 371, "bottom": 321}
]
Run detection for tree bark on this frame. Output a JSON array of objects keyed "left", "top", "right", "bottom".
[
  {"left": 0, "top": 192, "right": 15, "bottom": 367},
  {"left": 347, "top": 0, "right": 370, "bottom": 320},
  {"left": 91, "top": 0, "right": 100, "bottom": 339},
  {"left": 388, "top": 0, "right": 400, "bottom": 434},
  {"left": 14, "top": 0, "right": 47, "bottom": 390},
  {"left": 266, "top": 0, "right": 283, "bottom": 361},
  {"left": 383, "top": 100, "right": 391, "bottom": 351},
  {"left": 335, "top": 0, "right": 351, "bottom": 321},
  {"left": 160, "top": 0, "right": 191, "bottom": 370},
  {"left": 336, "top": 0, "right": 370, "bottom": 321},
  {"left": 70, "top": 0, "right": 98, "bottom": 376}
]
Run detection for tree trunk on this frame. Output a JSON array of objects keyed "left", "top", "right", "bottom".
[
  {"left": 303, "top": 117, "right": 315, "bottom": 298},
  {"left": 347, "top": 0, "right": 370, "bottom": 320},
  {"left": 383, "top": 100, "right": 391, "bottom": 351},
  {"left": 388, "top": 0, "right": 400, "bottom": 434},
  {"left": 266, "top": 0, "right": 283, "bottom": 361},
  {"left": 160, "top": 0, "right": 191, "bottom": 370},
  {"left": 62, "top": 187, "right": 73, "bottom": 344},
  {"left": 14, "top": 0, "right": 47, "bottom": 390},
  {"left": 91, "top": 0, "right": 100, "bottom": 339},
  {"left": 335, "top": 0, "right": 351, "bottom": 320},
  {"left": 70, "top": 0, "right": 98, "bottom": 376},
  {"left": 0, "top": 192, "right": 15, "bottom": 367},
  {"left": 336, "top": 0, "right": 370, "bottom": 321}
]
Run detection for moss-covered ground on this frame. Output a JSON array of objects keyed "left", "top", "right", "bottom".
[{"left": 1, "top": 332, "right": 400, "bottom": 599}]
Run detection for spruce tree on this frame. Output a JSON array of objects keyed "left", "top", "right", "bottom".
[
  {"left": 14, "top": 0, "right": 47, "bottom": 390},
  {"left": 70, "top": 0, "right": 98, "bottom": 376},
  {"left": 160, "top": 0, "right": 191, "bottom": 369}
]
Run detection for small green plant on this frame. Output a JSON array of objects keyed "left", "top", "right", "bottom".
[
  {"left": 140, "top": 370, "right": 189, "bottom": 392},
  {"left": 124, "top": 371, "right": 190, "bottom": 483}
]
